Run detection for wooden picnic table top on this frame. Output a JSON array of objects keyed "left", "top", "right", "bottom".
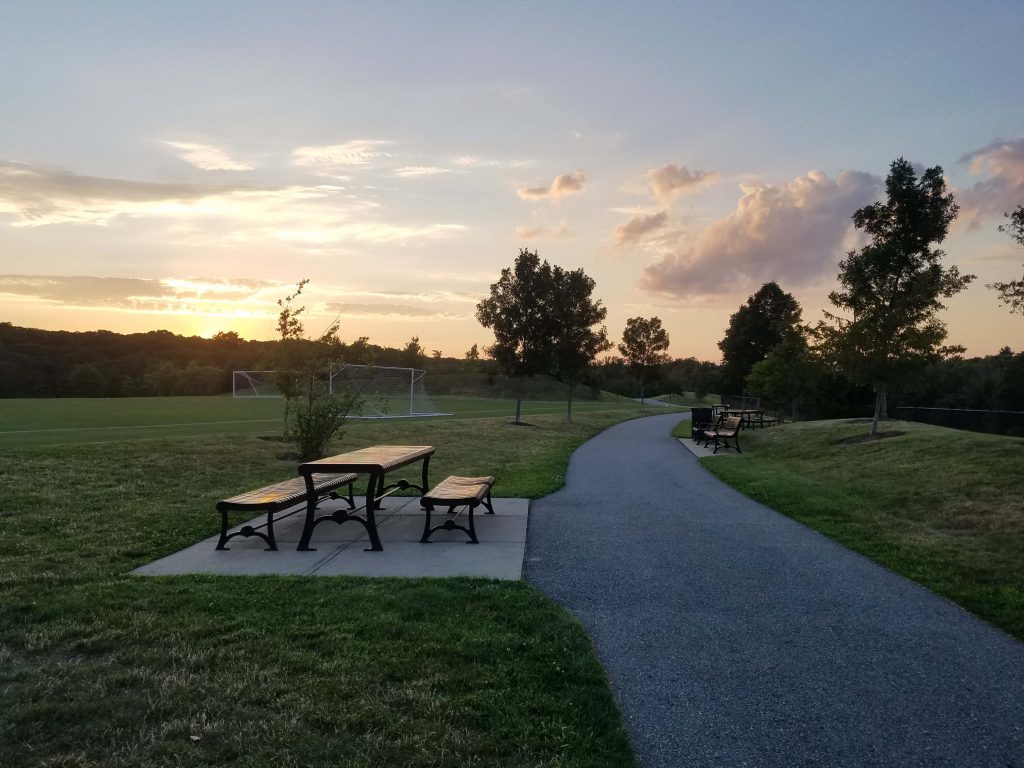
[{"left": 298, "top": 445, "right": 434, "bottom": 475}]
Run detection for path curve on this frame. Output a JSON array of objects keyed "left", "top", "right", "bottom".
[{"left": 525, "top": 413, "right": 1024, "bottom": 768}]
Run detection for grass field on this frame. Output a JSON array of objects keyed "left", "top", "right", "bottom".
[
  {"left": 0, "top": 393, "right": 670, "bottom": 449},
  {"left": 676, "top": 418, "right": 1024, "bottom": 640},
  {"left": 0, "top": 396, "right": 649, "bottom": 766}
]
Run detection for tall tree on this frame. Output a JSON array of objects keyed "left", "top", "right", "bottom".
[
  {"left": 476, "top": 248, "right": 559, "bottom": 424},
  {"left": 718, "top": 282, "right": 802, "bottom": 395},
  {"left": 618, "top": 316, "right": 670, "bottom": 408},
  {"left": 988, "top": 204, "right": 1024, "bottom": 315},
  {"left": 550, "top": 266, "right": 611, "bottom": 422},
  {"left": 401, "top": 335, "right": 425, "bottom": 368},
  {"left": 816, "top": 158, "right": 974, "bottom": 436}
]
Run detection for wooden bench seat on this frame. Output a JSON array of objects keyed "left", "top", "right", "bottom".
[
  {"left": 216, "top": 473, "right": 356, "bottom": 551},
  {"left": 700, "top": 415, "right": 743, "bottom": 454},
  {"left": 420, "top": 475, "right": 496, "bottom": 544}
]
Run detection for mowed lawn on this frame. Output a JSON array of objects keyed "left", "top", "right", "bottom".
[
  {"left": 0, "top": 396, "right": 652, "bottom": 767},
  {"left": 683, "top": 419, "right": 1024, "bottom": 641},
  {"left": 0, "top": 393, "right": 663, "bottom": 449}
]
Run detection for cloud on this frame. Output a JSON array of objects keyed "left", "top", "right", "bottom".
[
  {"left": 392, "top": 166, "right": 452, "bottom": 178},
  {"left": 516, "top": 170, "right": 586, "bottom": 200},
  {"left": 0, "top": 161, "right": 465, "bottom": 245},
  {"left": 164, "top": 141, "right": 252, "bottom": 171},
  {"left": 0, "top": 274, "right": 275, "bottom": 316},
  {"left": 957, "top": 138, "right": 1024, "bottom": 227},
  {"left": 614, "top": 210, "right": 669, "bottom": 246},
  {"left": 515, "top": 223, "right": 572, "bottom": 240},
  {"left": 647, "top": 164, "right": 718, "bottom": 203},
  {"left": 329, "top": 302, "right": 472, "bottom": 320},
  {"left": 640, "top": 169, "right": 881, "bottom": 297},
  {"left": 453, "top": 155, "right": 531, "bottom": 169},
  {"left": 292, "top": 140, "right": 393, "bottom": 168}
]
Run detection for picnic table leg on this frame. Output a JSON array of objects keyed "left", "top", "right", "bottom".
[
  {"left": 364, "top": 471, "right": 385, "bottom": 552},
  {"left": 297, "top": 473, "right": 317, "bottom": 551}
]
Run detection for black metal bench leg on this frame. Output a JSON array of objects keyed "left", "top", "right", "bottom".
[
  {"left": 217, "top": 511, "right": 230, "bottom": 550},
  {"left": 482, "top": 490, "right": 495, "bottom": 515},
  {"left": 466, "top": 503, "right": 479, "bottom": 544},
  {"left": 264, "top": 509, "right": 278, "bottom": 551},
  {"left": 420, "top": 502, "right": 434, "bottom": 543}
]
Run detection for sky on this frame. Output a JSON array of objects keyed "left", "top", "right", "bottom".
[{"left": 1, "top": 0, "right": 1023, "bottom": 361}]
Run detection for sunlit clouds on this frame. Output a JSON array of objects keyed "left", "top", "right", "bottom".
[
  {"left": 957, "top": 138, "right": 1024, "bottom": 228},
  {"left": 646, "top": 164, "right": 719, "bottom": 204},
  {"left": 640, "top": 170, "right": 881, "bottom": 297},
  {"left": 292, "top": 140, "right": 394, "bottom": 169},
  {"left": 164, "top": 141, "right": 253, "bottom": 171},
  {"left": 516, "top": 171, "right": 587, "bottom": 201},
  {"left": 615, "top": 211, "right": 669, "bottom": 246}
]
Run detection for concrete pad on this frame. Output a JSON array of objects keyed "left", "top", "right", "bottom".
[
  {"left": 678, "top": 437, "right": 738, "bottom": 457},
  {"left": 132, "top": 497, "right": 529, "bottom": 580},
  {"left": 315, "top": 540, "right": 524, "bottom": 579}
]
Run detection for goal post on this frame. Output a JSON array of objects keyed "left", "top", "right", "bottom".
[{"left": 232, "top": 364, "right": 446, "bottom": 418}]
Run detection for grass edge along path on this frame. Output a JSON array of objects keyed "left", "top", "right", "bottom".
[
  {"left": 1, "top": 408, "right": 646, "bottom": 767},
  {"left": 677, "top": 418, "right": 1024, "bottom": 641}
]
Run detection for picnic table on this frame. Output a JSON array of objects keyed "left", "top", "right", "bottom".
[{"left": 297, "top": 445, "right": 434, "bottom": 552}]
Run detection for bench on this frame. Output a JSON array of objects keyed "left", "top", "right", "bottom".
[
  {"left": 420, "top": 475, "right": 496, "bottom": 544},
  {"left": 216, "top": 473, "right": 356, "bottom": 551},
  {"left": 701, "top": 415, "right": 743, "bottom": 454}
]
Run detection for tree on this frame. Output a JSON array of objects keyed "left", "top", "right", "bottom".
[
  {"left": 718, "top": 282, "right": 802, "bottom": 395},
  {"left": 273, "top": 280, "right": 359, "bottom": 459},
  {"left": 618, "top": 316, "right": 670, "bottom": 408},
  {"left": 464, "top": 343, "right": 481, "bottom": 372},
  {"left": 988, "top": 204, "right": 1024, "bottom": 315},
  {"left": 746, "top": 331, "right": 818, "bottom": 422},
  {"left": 549, "top": 266, "right": 611, "bottom": 422},
  {"left": 476, "top": 248, "right": 559, "bottom": 424},
  {"left": 816, "top": 158, "right": 975, "bottom": 436},
  {"left": 401, "top": 336, "right": 425, "bottom": 368}
]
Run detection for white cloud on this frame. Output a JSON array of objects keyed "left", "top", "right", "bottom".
[
  {"left": 516, "top": 170, "right": 587, "bottom": 201},
  {"left": 292, "top": 139, "right": 394, "bottom": 168},
  {"left": 640, "top": 169, "right": 881, "bottom": 297},
  {"left": 0, "top": 161, "right": 464, "bottom": 246},
  {"left": 614, "top": 210, "right": 669, "bottom": 246},
  {"left": 392, "top": 166, "right": 452, "bottom": 178},
  {"left": 646, "top": 164, "right": 718, "bottom": 203},
  {"left": 957, "top": 138, "right": 1024, "bottom": 227},
  {"left": 164, "top": 141, "right": 252, "bottom": 171}
]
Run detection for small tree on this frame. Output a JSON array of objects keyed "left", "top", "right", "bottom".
[
  {"left": 476, "top": 248, "right": 559, "bottom": 424},
  {"left": 464, "top": 343, "right": 481, "bottom": 372},
  {"left": 718, "top": 282, "right": 802, "bottom": 395},
  {"left": 550, "top": 266, "right": 611, "bottom": 422},
  {"left": 401, "top": 336, "right": 425, "bottom": 368},
  {"left": 273, "top": 280, "right": 359, "bottom": 460},
  {"left": 618, "top": 316, "right": 670, "bottom": 409},
  {"left": 988, "top": 204, "right": 1024, "bottom": 315},
  {"left": 816, "top": 158, "right": 975, "bottom": 436}
]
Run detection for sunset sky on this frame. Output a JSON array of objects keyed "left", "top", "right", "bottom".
[{"left": 2, "top": 1, "right": 1023, "bottom": 360}]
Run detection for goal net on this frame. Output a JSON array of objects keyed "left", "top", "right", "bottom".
[{"left": 232, "top": 365, "right": 445, "bottom": 418}]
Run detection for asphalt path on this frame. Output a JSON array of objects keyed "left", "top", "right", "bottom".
[{"left": 524, "top": 412, "right": 1024, "bottom": 768}]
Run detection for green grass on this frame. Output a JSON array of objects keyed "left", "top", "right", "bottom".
[
  {"left": 0, "top": 401, "right": 643, "bottom": 767},
  {"left": 649, "top": 391, "right": 719, "bottom": 408},
  {"left": 0, "top": 394, "right": 651, "bottom": 449},
  {"left": 686, "top": 419, "right": 1024, "bottom": 640}
]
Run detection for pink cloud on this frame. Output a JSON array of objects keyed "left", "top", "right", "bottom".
[
  {"left": 957, "top": 138, "right": 1024, "bottom": 228},
  {"left": 647, "top": 164, "right": 718, "bottom": 203},
  {"left": 517, "top": 170, "right": 586, "bottom": 200},
  {"left": 614, "top": 210, "right": 669, "bottom": 246},
  {"left": 639, "top": 169, "right": 880, "bottom": 298}
]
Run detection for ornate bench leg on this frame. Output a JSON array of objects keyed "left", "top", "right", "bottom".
[
  {"left": 420, "top": 502, "right": 434, "bottom": 543},
  {"left": 466, "top": 503, "right": 478, "bottom": 544},
  {"left": 482, "top": 489, "right": 495, "bottom": 515},
  {"left": 265, "top": 509, "right": 278, "bottom": 551},
  {"left": 217, "top": 510, "right": 231, "bottom": 550}
]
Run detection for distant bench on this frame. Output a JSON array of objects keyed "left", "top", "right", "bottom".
[
  {"left": 699, "top": 415, "right": 743, "bottom": 454},
  {"left": 420, "top": 475, "right": 496, "bottom": 544},
  {"left": 216, "top": 473, "right": 356, "bottom": 551}
]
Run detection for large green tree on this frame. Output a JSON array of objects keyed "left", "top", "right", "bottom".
[
  {"left": 816, "top": 158, "right": 974, "bottom": 436},
  {"left": 988, "top": 204, "right": 1024, "bottom": 315},
  {"left": 476, "top": 248, "right": 559, "bottom": 424},
  {"left": 718, "top": 282, "right": 802, "bottom": 395},
  {"left": 618, "top": 316, "right": 670, "bottom": 408},
  {"left": 550, "top": 266, "right": 611, "bottom": 422}
]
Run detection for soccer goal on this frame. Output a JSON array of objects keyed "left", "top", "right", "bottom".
[
  {"left": 232, "top": 370, "right": 282, "bottom": 398},
  {"left": 329, "top": 364, "right": 444, "bottom": 418},
  {"left": 232, "top": 365, "right": 447, "bottom": 418}
]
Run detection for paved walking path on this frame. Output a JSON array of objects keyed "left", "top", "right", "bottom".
[{"left": 525, "top": 413, "right": 1024, "bottom": 768}]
